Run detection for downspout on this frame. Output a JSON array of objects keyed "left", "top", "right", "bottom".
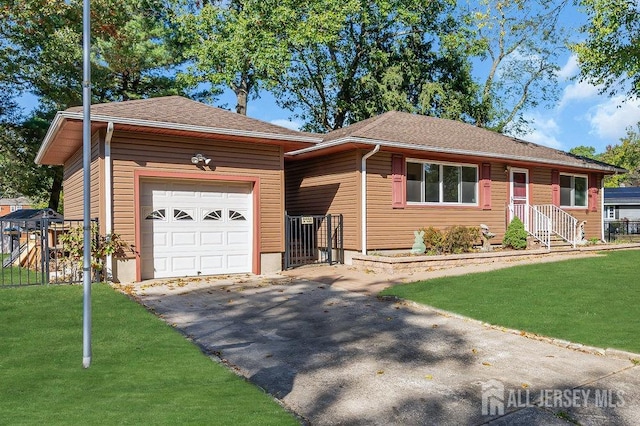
[
  {"left": 600, "top": 175, "right": 605, "bottom": 242},
  {"left": 361, "top": 145, "right": 380, "bottom": 255},
  {"left": 104, "top": 122, "right": 114, "bottom": 279}
]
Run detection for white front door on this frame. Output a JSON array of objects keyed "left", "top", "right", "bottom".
[
  {"left": 510, "top": 169, "right": 529, "bottom": 227},
  {"left": 140, "top": 180, "right": 253, "bottom": 279}
]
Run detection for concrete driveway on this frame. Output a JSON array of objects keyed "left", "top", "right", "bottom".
[{"left": 129, "top": 270, "right": 639, "bottom": 425}]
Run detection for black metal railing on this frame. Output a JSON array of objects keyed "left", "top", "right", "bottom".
[
  {"left": 605, "top": 220, "right": 640, "bottom": 242},
  {"left": 1, "top": 217, "right": 98, "bottom": 287},
  {"left": 284, "top": 214, "right": 344, "bottom": 269}
]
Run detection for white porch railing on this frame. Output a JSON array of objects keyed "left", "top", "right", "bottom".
[
  {"left": 535, "top": 204, "right": 578, "bottom": 248},
  {"left": 508, "top": 203, "right": 578, "bottom": 249}
]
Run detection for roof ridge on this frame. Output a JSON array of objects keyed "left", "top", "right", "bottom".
[{"left": 351, "top": 111, "right": 398, "bottom": 137}]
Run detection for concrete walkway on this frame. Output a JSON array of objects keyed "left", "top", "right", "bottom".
[{"left": 128, "top": 255, "right": 640, "bottom": 425}]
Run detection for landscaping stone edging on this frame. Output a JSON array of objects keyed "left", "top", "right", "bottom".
[
  {"left": 354, "top": 243, "right": 640, "bottom": 274},
  {"left": 380, "top": 296, "right": 640, "bottom": 363}
]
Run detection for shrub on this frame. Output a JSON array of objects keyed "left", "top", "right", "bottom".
[
  {"left": 421, "top": 226, "right": 446, "bottom": 254},
  {"left": 502, "top": 217, "right": 528, "bottom": 250},
  {"left": 58, "top": 222, "right": 136, "bottom": 281},
  {"left": 420, "top": 225, "right": 480, "bottom": 254},
  {"left": 444, "top": 225, "right": 480, "bottom": 254}
]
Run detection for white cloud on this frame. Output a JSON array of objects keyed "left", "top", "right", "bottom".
[
  {"left": 587, "top": 96, "right": 640, "bottom": 140},
  {"left": 269, "top": 119, "right": 302, "bottom": 131},
  {"left": 516, "top": 114, "right": 564, "bottom": 149},
  {"left": 558, "top": 80, "right": 601, "bottom": 109},
  {"left": 557, "top": 55, "right": 579, "bottom": 80}
]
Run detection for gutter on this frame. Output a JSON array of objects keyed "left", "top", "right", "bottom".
[
  {"left": 36, "top": 111, "right": 322, "bottom": 165},
  {"left": 104, "top": 122, "right": 114, "bottom": 279},
  {"left": 361, "top": 145, "right": 380, "bottom": 255},
  {"left": 285, "top": 137, "right": 624, "bottom": 174}
]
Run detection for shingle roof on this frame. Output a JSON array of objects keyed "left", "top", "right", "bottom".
[
  {"left": 315, "top": 111, "right": 623, "bottom": 172},
  {"left": 604, "top": 187, "right": 640, "bottom": 204},
  {"left": 65, "top": 96, "right": 313, "bottom": 139},
  {"left": 0, "top": 197, "right": 31, "bottom": 206}
]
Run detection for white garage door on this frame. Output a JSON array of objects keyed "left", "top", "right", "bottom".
[{"left": 140, "top": 180, "right": 253, "bottom": 279}]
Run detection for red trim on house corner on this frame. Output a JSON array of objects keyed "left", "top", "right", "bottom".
[{"left": 133, "top": 169, "right": 261, "bottom": 281}]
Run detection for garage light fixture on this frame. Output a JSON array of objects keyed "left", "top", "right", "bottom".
[{"left": 191, "top": 153, "right": 211, "bottom": 165}]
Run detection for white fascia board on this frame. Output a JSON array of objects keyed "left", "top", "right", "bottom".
[
  {"left": 35, "top": 113, "right": 67, "bottom": 164},
  {"left": 285, "top": 136, "right": 622, "bottom": 173}
]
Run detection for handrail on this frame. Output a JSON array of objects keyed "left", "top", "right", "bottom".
[
  {"left": 535, "top": 205, "right": 578, "bottom": 248},
  {"left": 509, "top": 203, "right": 551, "bottom": 249}
]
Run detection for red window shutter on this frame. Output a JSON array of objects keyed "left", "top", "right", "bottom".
[
  {"left": 481, "top": 163, "right": 491, "bottom": 210},
  {"left": 551, "top": 169, "right": 560, "bottom": 206},
  {"left": 588, "top": 173, "right": 598, "bottom": 212},
  {"left": 391, "top": 154, "right": 406, "bottom": 208}
]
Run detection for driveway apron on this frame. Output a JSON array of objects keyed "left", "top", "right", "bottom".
[{"left": 131, "top": 276, "right": 640, "bottom": 425}]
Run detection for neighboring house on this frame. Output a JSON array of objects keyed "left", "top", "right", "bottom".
[
  {"left": 603, "top": 187, "right": 640, "bottom": 221},
  {"left": 36, "top": 96, "right": 624, "bottom": 283},
  {"left": 0, "top": 197, "right": 32, "bottom": 216}
]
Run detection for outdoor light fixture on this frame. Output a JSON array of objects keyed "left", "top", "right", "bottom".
[{"left": 191, "top": 153, "right": 211, "bottom": 165}]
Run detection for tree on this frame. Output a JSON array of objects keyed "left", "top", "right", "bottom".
[
  {"left": 175, "top": 0, "right": 344, "bottom": 115},
  {"left": 600, "top": 124, "right": 640, "bottom": 187},
  {"left": 0, "top": 0, "right": 188, "bottom": 209},
  {"left": 272, "top": 0, "right": 478, "bottom": 132},
  {"left": 569, "top": 145, "right": 598, "bottom": 160},
  {"left": 573, "top": 0, "right": 640, "bottom": 98},
  {"left": 0, "top": 112, "right": 61, "bottom": 206},
  {"left": 460, "top": 0, "right": 569, "bottom": 134}
]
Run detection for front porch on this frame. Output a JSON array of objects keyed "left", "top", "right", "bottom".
[{"left": 508, "top": 203, "right": 585, "bottom": 249}]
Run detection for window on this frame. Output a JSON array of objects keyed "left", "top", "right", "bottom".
[
  {"left": 145, "top": 209, "right": 166, "bottom": 220},
  {"left": 173, "top": 209, "right": 194, "bottom": 220},
  {"left": 560, "top": 174, "right": 587, "bottom": 207},
  {"left": 406, "top": 161, "right": 478, "bottom": 204},
  {"left": 605, "top": 206, "right": 616, "bottom": 220},
  {"left": 229, "top": 210, "right": 247, "bottom": 221},
  {"left": 203, "top": 210, "right": 222, "bottom": 221}
]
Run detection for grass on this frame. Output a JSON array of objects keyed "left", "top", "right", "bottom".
[
  {"left": 0, "top": 254, "right": 45, "bottom": 286},
  {"left": 0, "top": 284, "right": 298, "bottom": 425},
  {"left": 380, "top": 250, "right": 640, "bottom": 353}
]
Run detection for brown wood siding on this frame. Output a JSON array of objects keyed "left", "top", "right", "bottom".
[
  {"left": 285, "top": 151, "right": 360, "bottom": 250},
  {"left": 62, "top": 132, "right": 102, "bottom": 220},
  {"left": 530, "top": 167, "right": 552, "bottom": 205},
  {"left": 366, "top": 152, "right": 509, "bottom": 250},
  {"left": 63, "top": 149, "right": 83, "bottom": 219},
  {"left": 109, "top": 131, "right": 283, "bottom": 254}
]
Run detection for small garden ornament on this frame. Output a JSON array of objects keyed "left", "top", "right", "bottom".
[
  {"left": 411, "top": 230, "right": 426, "bottom": 254},
  {"left": 480, "top": 223, "right": 495, "bottom": 251}
]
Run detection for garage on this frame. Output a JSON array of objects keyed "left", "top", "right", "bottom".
[{"left": 140, "top": 179, "right": 253, "bottom": 279}]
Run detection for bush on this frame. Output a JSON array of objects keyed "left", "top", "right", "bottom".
[
  {"left": 502, "top": 217, "right": 528, "bottom": 250},
  {"left": 444, "top": 225, "right": 480, "bottom": 254},
  {"left": 420, "top": 225, "right": 480, "bottom": 254},
  {"left": 421, "top": 226, "right": 446, "bottom": 254},
  {"left": 58, "top": 222, "right": 136, "bottom": 281}
]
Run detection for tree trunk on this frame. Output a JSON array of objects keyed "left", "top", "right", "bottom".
[
  {"left": 235, "top": 87, "right": 248, "bottom": 115},
  {"left": 48, "top": 166, "right": 63, "bottom": 212}
]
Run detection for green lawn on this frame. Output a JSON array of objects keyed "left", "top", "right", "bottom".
[
  {"left": 0, "top": 284, "right": 298, "bottom": 425},
  {"left": 0, "top": 253, "right": 44, "bottom": 286},
  {"left": 380, "top": 250, "right": 640, "bottom": 354}
]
